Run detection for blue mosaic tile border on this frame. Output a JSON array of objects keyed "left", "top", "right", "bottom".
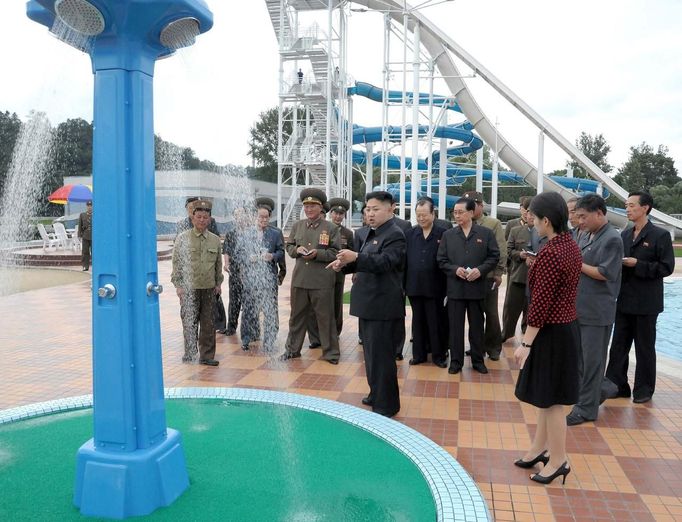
[{"left": 1, "top": 388, "right": 490, "bottom": 522}]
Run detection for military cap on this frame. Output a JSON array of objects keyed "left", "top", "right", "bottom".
[
  {"left": 185, "top": 196, "right": 200, "bottom": 207},
  {"left": 328, "top": 197, "right": 350, "bottom": 214},
  {"left": 462, "top": 190, "right": 484, "bottom": 203},
  {"left": 192, "top": 200, "right": 212, "bottom": 213},
  {"left": 255, "top": 196, "right": 275, "bottom": 212},
  {"left": 322, "top": 201, "right": 330, "bottom": 213},
  {"left": 300, "top": 187, "right": 327, "bottom": 206}
]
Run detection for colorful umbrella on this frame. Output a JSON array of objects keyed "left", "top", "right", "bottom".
[{"left": 48, "top": 184, "right": 93, "bottom": 204}]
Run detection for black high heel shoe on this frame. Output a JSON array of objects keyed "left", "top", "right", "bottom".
[
  {"left": 514, "top": 450, "right": 549, "bottom": 469},
  {"left": 530, "top": 461, "right": 570, "bottom": 485}
]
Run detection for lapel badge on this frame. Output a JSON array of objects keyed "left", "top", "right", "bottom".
[
  {"left": 476, "top": 238, "right": 482, "bottom": 243},
  {"left": 372, "top": 240, "right": 378, "bottom": 244},
  {"left": 643, "top": 241, "right": 649, "bottom": 247}
]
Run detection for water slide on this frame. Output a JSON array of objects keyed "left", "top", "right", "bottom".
[
  {"left": 348, "top": 82, "right": 609, "bottom": 206},
  {"left": 350, "top": 0, "right": 682, "bottom": 234}
]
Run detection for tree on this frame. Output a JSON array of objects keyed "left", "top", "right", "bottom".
[
  {"left": 650, "top": 181, "right": 682, "bottom": 215},
  {"left": 569, "top": 132, "right": 612, "bottom": 177},
  {"left": 614, "top": 143, "right": 679, "bottom": 193},
  {"left": 0, "top": 111, "right": 22, "bottom": 195}
]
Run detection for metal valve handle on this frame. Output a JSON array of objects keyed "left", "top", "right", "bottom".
[
  {"left": 98, "top": 283, "right": 116, "bottom": 299},
  {"left": 146, "top": 282, "right": 163, "bottom": 296}
]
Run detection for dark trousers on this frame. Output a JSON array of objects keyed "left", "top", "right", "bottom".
[
  {"left": 501, "top": 281, "right": 527, "bottom": 341},
  {"left": 360, "top": 318, "right": 401, "bottom": 416},
  {"left": 334, "top": 276, "right": 345, "bottom": 335},
  {"left": 306, "top": 310, "right": 320, "bottom": 346},
  {"left": 483, "top": 280, "right": 502, "bottom": 357},
  {"left": 285, "top": 287, "right": 340, "bottom": 362},
  {"left": 180, "top": 288, "right": 216, "bottom": 360},
  {"left": 409, "top": 296, "right": 447, "bottom": 364},
  {"left": 241, "top": 281, "right": 278, "bottom": 349},
  {"left": 394, "top": 318, "right": 406, "bottom": 357},
  {"left": 572, "top": 324, "right": 612, "bottom": 420},
  {"left": 227, "top": 272, "right": 243, "bottom": 331},
  {"left": 81, "top": 238, "right": 92, "bottom": 269},
  {"left": 448, "top": 298, "right": 485, "bottom": 367},
  {"left": 605, "top": 311, "right": 658, "bottom": 400}
]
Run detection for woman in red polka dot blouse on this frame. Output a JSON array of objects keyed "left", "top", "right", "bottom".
[{"left": 513, "top": 192, "right": 582, "bottom": 485}]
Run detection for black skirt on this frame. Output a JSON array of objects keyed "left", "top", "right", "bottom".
[{"left": 515, "top": 321, "right": 580, "bottom": 408}]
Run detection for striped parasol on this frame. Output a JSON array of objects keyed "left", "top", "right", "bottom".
[{"left": 47, "top": 184, "right": 93, "bottom": 205}]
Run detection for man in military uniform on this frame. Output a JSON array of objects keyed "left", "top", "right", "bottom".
[
  {"left": 280, "top": 188, "right": 341, "bottom": 364},
  {"left": 328, "top": 197, "right": 355, "bottom": 335},
  {"left": 462, "top": 191, "right": 507, "bottom": 361},
  {"left": 176, "top": 197, "right": 219, "bottom": 239},
  {"left": 222, "top": 206, "right": 251, "bottom": 335},
  {"left": 171, "top": 200, "right": 223, "bottom": 366},
  {"left": 77, "top": 200, "right": 93, "bottom": 271}
]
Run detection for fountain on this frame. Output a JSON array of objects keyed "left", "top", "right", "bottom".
[{"left": 26, "top": 0, "right": 213, "bottom": 518}]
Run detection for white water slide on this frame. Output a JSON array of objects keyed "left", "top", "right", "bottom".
[{"left": 352, "top": 0, "right": 682, "bottom": 235}]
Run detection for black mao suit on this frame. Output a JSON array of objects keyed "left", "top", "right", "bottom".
[
  {"left": 605, "top": 221, "right": 675, "bottom": 400},
  {"left": 344, "top": 220, "right": 407, "bottom": 417},
  {"left": 390, "top": 216, "right": 412, "bottom": 358},
  {"left": 405, "top": 225, "right": 448, "bottom": 365},
  {"left": 437, "top": 224, "right": 500, "bottom": 368}
]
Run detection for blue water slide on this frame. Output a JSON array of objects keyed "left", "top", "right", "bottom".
[{"left": 348, "top": 81, "right": 609, "bottom": 203}]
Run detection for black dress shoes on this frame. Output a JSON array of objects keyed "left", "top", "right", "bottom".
[
  {"left": 409, "top": 358, "right": 426, "bottom": 366},
  {"left": 395, "top": 354, "right": 404, "bottom": 361},
  {"left": 325, "top": 359, "right": 339, "bottom": 365},
  {"left": 241, "top": 345, "right": 250, "bottom": 351},
  {"left": 224, "top": 328, "right": 236, "bottom": 336},
  {"left": 278, "top": 352, "right": 301, "bottom": 362},
  {"left": 566, "top": 412, "right": 591, "bottom": 426},
  {"left": 633, "top": 395, "right": 652, "bottom": 404},
  {"left": 433, "top": 359, "right": 448, "bottom": 369},
  {"left": 309, "top": 342, "right": 322, "bottom": 349},
  {"left": 199, "top": 359, "right": 219, "bottom": 366},
  {"left": 488, "top": 353, "right": 500, "bottom": 361},
  {"left": 448, "top": 363, "right": 462, "bottom": 375},
  {"left": 472, "top": 362, "right": 489, "bottom": 374},
  {"left": 181, "top": 355, "right": 195, "bottom": 364},
  {"left": 361, "top": 396, "right": 373, "bottom": 406}
]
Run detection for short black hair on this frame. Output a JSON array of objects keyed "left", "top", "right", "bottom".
[
  {"left": 415, "top": 197, "right": 435, "bottom": 212},
  {"left": 453, "top": 197, "right": 476, "bottom": 212},
  {"left": 629, "top": 191, "right": 654, "bottom": 215},
  {"left": 257, "top": 205, "right": 272, "bottom": 216},
  {"left": 366, "top": 190, "right": 394, "bottom": 204},
  {"left": 575, "top": 193, "right": 607, "bottom": 215},
  {"left": 519, "top": 196, "right": 533, "bottom": 209},
  {"left": 529, "top": 192, "right": 569, "bottom": 234}
]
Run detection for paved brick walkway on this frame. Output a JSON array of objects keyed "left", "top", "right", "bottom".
[{"left": 2, "top": 258, "right": 682, "bottom": 521}]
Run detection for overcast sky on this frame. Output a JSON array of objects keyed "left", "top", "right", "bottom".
[{"left": 1, "top": 0, "right": 680, "bottom": 176}]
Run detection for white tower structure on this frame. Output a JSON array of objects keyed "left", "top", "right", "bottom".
[{"left": 265, "top": 0, "right": 352, "bottom": 230}]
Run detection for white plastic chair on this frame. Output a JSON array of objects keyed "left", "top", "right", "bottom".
[
  {"left": 70, "top": 224, "right": 81, "bottom": 251},
  {"left": 37, "top": 223, "right": 60, "bottom": 251},
  {"left": 53, "top": 222, "right": 73, "bottom": 250}
]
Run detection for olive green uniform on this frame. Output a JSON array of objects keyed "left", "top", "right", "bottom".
[
  {"left": 78, "top": 210, "right": 92, "bottom": 270},
  {"left": 171, "top": 228, "right": 224, "bottom": 361},
  {"left": 284, "top": 217, "right": 341, "bottom": 362}
]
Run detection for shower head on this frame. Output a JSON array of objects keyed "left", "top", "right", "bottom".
[
  {"left": 160, "top": 17, "right": 200, "bottom": 50},
  {"left": 54, "top": 0, "right": 105, "bottom": 36}
]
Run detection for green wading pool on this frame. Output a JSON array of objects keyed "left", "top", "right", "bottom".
[{"left": 0, "top": 388, "right": 490, "bottom": 521}]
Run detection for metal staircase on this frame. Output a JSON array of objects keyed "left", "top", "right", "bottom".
[{"left": 265, "top": 0, "right": 348, "bottom": 230}]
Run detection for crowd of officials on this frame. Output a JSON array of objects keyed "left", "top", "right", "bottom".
[{"left": 171, "top": 188, "right": 675, "bottom": 485}]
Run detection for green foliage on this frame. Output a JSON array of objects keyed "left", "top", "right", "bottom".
[
  {"left": 650, "top": 181, "right": 682, "bottom": 215},
  {"left": 0, "top": 111, "right": 22, "bottom": 192},
  {"left": 569, "top": 132, "right": 612, "bottom": 177},
  {"left": 613, "top": 143, "right": 679, "bottom": 193}
]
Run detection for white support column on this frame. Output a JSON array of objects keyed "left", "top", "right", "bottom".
[
  {"left": 476, "top": 147, "right": 483, "bottom": 193},
  {"left": 276, "top": 0, "right": 285, "bottom": 228},
  {"left": 399, "top": 12, "right": 409, "bottom": 220},
  {"left": 426, "top": 59, "right": 435, "bottom": 197},
  {"left": 566, "top": 164, "right": 573, "bottom": 178},
  {"left": 438, "top": 110, "right": 447, "bottom": 219},
  {"left": 380, "top": 14, "right": 390, "bottom": 188},
  {"left": 537, "top": 131, "right": 544, "bottom": 194},
  {"left": 366, "top": 141, "right": 374, "bottom": 196},
  {"left": 410, "top": 21, "right": 420, "bottom": 225},
  {"left": 491, "top": 147, "right": 499, "bottom": 219},
  {"left": 325, "top": 0, "right": 333, "bottom": 197},
  {"left": 596, "top": 182, "right": 603, "bottom": 196}
]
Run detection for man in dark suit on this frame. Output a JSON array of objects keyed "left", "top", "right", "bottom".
[
  {"left": 604, "top": 192, "right": 675, "bottom": 404},
  {"left": 329, "top": 191, "right": 407, "bottom": 417},
  {"left": 437, "top": 197, "right": 500, "bottom": 374},
  {"left": 389, "top": 207, "right": 411, "bottom": 361}
]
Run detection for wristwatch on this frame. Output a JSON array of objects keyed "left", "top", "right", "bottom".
[{"left": 521, "top": 342, "right": 533, "bottom": 348}]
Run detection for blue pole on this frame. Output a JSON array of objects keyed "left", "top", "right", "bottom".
[{"left": 26, "top": 1, "right": 213, "bottom": 518}]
